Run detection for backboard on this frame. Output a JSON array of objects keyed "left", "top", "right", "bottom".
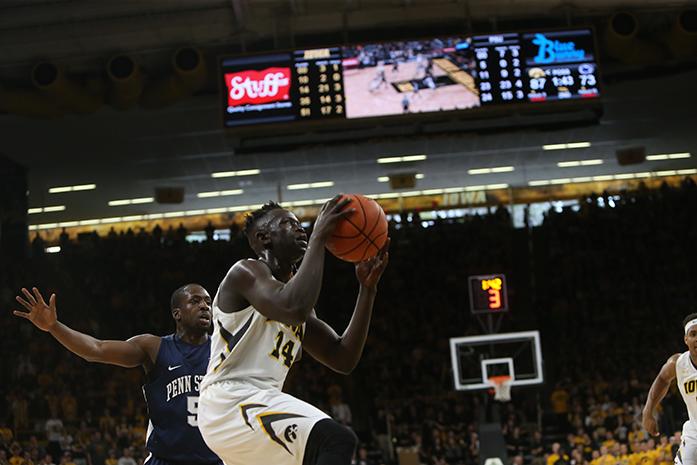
[{"left": 449, "top": 330, "right": 543, "bottom": 391}]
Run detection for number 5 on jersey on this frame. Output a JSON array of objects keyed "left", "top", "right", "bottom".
[
  {"left": 269, "top": 331, "right": 296, "bottom": 368},
  {"left": 187, "top": 396, "right": 199, "bottom": 427}
]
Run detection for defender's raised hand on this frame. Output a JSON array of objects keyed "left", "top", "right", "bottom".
[
  {"left": 311, "top": 194, "right": 355, "bottom": 244},
  {"left": 355, "top": 238, "right": 390, "bottom": 291},
  {"left": 13, "top": 287, "right": 58, "bottom": 332}
]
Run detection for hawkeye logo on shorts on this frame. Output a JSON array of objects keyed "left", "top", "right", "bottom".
[
  {"left": 239, "top": 403, "right": 306, "bottom": 455},
  {"left": 284, "top": 424, "right": 298, "bottom": 443}
]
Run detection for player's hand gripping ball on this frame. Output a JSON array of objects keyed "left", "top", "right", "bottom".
[{"left": 325, "top": 194, "right": 388, "bottom": 263}]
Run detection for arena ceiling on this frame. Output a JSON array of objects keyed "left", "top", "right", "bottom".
[{"left": 1, "top": 0, "right": 696, "bottom": 226}]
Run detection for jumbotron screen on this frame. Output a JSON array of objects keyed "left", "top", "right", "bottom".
[{"left": 220, "top": 28, "right": 599, "bottom": 128}]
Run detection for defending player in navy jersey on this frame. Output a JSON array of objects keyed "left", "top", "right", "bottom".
[
  {"left": 13, "top": 284, "right": 222, "bottom": 465},
  {"left": 198, "top": 196, "right": 389, "bottom": 465},
  {"left": 643, "top": 313, "right": 697, "bottom": 465}
]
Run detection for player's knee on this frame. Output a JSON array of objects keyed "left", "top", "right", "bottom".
[
  {"left": 309, "top": 418, "right": 357, "bottom": 452},
  {"left": 333, "top": 422, "right": 357, "bottom": 450}
]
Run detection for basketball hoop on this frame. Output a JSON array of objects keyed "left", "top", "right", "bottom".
[{"left": 488, "top": 375, "right": 512, "bottom": 402}]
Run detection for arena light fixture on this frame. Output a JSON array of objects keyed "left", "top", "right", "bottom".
[
  {"left": 557, "top": 159, "right": 604, "bottom": 168},
  {"left": 49, "top": 183, "right": 96, "bottom": 193},
  {"left": 468, "top": 166, "right": 515, "bottom": 175},
  {"left": 196, "top": 189, "right": 244, "bottom": 198},
  {"left": 377, "top": 173, "right": 425, "bottom": 182},
  {"left": 528, "top": 170, "right": 687, "bottom": 186},
  {"left": 287, "top": 181, "right": 335, "bottom": 190},
  {"left": 646, "top": 152, "right": 691, "bottom": 160},
  {"left": 542, "top": 142, "right": 591, "bottom": 151},
  {"left": 211, "top": 169, "right": 261, "bottom": 178},
  {"left": 28, "top": 205, "right": 66, "bottom": 214},
  {"left": 376, "top": 154, "right": 427, "bottom": 164},
  {"left": 108, "top": 197, "right": 154, "bottom": 206}
]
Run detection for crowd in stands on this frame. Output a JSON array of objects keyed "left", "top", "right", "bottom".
[{"left": 1, "top": 178, "right": 695, "bottom": 465}]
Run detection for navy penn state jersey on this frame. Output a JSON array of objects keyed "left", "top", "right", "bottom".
[{"left": 142, "top": 334, "right": 221, "bottom": 464}]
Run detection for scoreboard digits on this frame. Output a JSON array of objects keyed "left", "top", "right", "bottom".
[
  {"left": 469, "top": 274, "right": 509, "bottom": 314},
  {"left": 293, "top": 48, "right": 344, "bottom": 120},
  {"left": 473, "top": 33, "right": 525, "bottom": 105}
]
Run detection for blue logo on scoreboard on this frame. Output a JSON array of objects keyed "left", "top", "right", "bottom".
[{"left": 532, "top": 33, "right": 587, "bottom": 64}]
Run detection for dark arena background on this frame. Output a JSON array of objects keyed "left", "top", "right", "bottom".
[{"left": 2, "top": 1, "right": 697, "bottom": 465}]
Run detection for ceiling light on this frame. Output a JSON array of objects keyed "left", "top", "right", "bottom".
[
  {"left": 49, "top": 184, "right": 96, "bottom": 193},
  {"left": 558, "top": 159, "right": 604, "bottom": 168},
  {"left": 376, "top": 154, "right": 427, "bottom": 164},
  {"left": 646, "top": 152, "right": 691, "bottom": 161},
  {"left": 79, "top": 219, "right": 100, "bottom": 226},
  {"left": 287, "top": 181, "right": 335, "bottom": 190},
  {"left": 211, "top": 169, "right": 261, "bottom": 178},
  {"left": 468, "top": 166, "right": 515, "bottom": 175},
  {"left": 28, "top": 205, "right": 66, "bottom": 214},
  {"left": 108, "top": 197, "right": 154, "bottom": 206},
  {"left": 131, "top": 197, "right": 154, "bottom": 204},
  {"left": 378, "top": 173, "right": 425, "bottom": 182},
  {"left": 196, "top": 189, "right": 244, "bottom": 198},
  {"left": 543, "top": 142, "right": 591, "bottom": 150}
]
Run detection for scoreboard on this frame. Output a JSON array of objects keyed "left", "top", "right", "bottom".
[
  {"left": 468, "top": 274, "right": 508, "bottom": 314},
  {"left": 221, "top": 28, "right": 600, "bottom": 128},
  {"left": 293, "top": 48, "right": 345, "bottom": 119}
]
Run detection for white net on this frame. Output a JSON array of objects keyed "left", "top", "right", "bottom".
[{"left": 489, "top": 376, "right": 512, "bottom": 402}]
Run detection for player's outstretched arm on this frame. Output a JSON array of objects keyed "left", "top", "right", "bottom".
[
  {"left": 303, "top": 239, "right": 389, "bottom": 374},
  {"left": 13, "top": 287, "right": 158, "bottom": 369},
  {"left": 642, "top": 353, "right": 679, "bottom": 436},
  {"left": 218, "top": 195, "right": 354, "bottom": 325}
]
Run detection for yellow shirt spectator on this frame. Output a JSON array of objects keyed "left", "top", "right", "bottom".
[{"left": 550, "top": 388, "right": 570, "bottom": 414}]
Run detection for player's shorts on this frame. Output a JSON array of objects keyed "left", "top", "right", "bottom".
[
  {"left": 198, "top": 379, "right": 330, "bottom": 465},
  {"left": 677, "top": 422, "right": 697, "bottom": 465}
]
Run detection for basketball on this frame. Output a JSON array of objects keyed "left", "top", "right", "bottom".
[{"left": 325, "top": 194, "right": 388, "bottom": 263}]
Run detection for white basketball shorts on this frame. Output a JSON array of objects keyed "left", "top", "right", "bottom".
[
  {"left": 198, "top": 380, "right": 330, "bottom": 465},
  {"left": 677, "top": 422, "right": 697, "bottom": 465}
]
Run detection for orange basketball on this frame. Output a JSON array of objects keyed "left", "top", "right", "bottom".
[{"left": 325, "top": 194, "right": 388, "bottom": 263}]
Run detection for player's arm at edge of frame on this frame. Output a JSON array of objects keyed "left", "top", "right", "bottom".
[
  {"left": 44, "top": 321, "right": 158, "bottom": 370},
  {"left": 13, "top": 287, "right": 159, "bottom": 371},
  {"left": 642, "top": 353, "right": 680, "bottom": 436}
]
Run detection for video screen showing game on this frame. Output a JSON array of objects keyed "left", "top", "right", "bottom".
[{"left": 340, "top": 37, "right": 480, "bottom": 119}]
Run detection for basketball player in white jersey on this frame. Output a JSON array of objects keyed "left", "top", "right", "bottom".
[
  {"left": 642, "top": 313, "right": 697, "bottom": 465},
  {"left": 198, "top": 196, "right": 389, "bottom": 465}
]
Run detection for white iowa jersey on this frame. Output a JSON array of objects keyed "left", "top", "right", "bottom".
[
  {"left": 677, "top": 352, "right": 697, "bottom": 426},
  {"left": 201, "top": 296, "right": 305, "bottom": 392}
]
